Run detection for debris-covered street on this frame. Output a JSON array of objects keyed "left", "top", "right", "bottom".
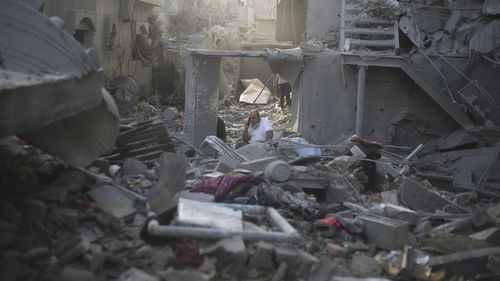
[{"left": 1, "top": 1, "right": 500, "bottom": 281}]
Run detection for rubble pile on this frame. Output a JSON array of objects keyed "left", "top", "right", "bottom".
[{"left": 2, "top": 107, "right": 500, "bottom": 281}]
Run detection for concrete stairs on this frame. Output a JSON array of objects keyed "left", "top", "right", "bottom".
[
  {"left": 342, "top": 53, "right": 500, "bottom": 128},
  {"left": 340, "top": 0, "right": 399, "bottom": 52}
]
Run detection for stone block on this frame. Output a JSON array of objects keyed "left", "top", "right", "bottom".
[
  {"left": 381, "top": 190, "right": 399, "bottom": 205},
  {"left": 359, "top": 214, "right": 409, "bottom": 250},
  {"left": 60, "top": 236, "right": 90, "bottom": 264},
  {"left": 398, "top": 177, "right": 461, "bottom": 214},
  {"left": 21, "top": 200, "right": 47, "bottom": 221},
  {"left": 249, "top": 241, "right": 275, "bottom": 269},
  {"left": 202, "top": 237, "right": 247, "bottom": 265},
  {"left": 469, "top": 227, "right": 500, "bottom": 246}
]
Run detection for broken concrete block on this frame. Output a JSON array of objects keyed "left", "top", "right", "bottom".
[
  {"left": 58, "top": 267, "right": 95, "bottom": 281},
  {"left": 157, "top": 152, "right": 189, "bottom": 194},
  {"left": 383, "top": 203, "right": 419, "bottom": 225},
  {"left": 293, "top": 174, "right": 330, "bottom": 190},
  {"left": 21, "top": 200, "right": 47, "bottom": 221},
  {"left": 381, "top": 190, "right": 399, "bottom": 205},
  {"left": 469, "top": 227, "right": 500, "bottom": 246},
  {"left": 122, "top": 158, "right": 147, "bottom": 176},
  {"left": 398, "top": 178, "right": 462, "bottom": 214},
  {"left": 350, "top": 254, "right": 383, "bottom": 277},
  {"left": 177, "top": 198, "right": 243, "bottom": 231},
  {"left": 264, "top": 160, "right": 292, "bottom": 182},
  {"left": 202, "top": 237, "right": 247, "bottom": 265},
  {"left": 359, "top": 214, "right": 409, "bottom": 250},
  {"left": 159, "top": 268, "right": 215, "bottom": 281},
  {"left": 87, "top": 185, "right": 136, "bottom": 220},
  {"left": 237, "top": 156, "right": 278, "bottom": 172},
  {"left": 117, "top": 268, "right": 158, "bottom": 281},
  {"left": 249, "top": 241, "right": 275, "bottom": 269}
]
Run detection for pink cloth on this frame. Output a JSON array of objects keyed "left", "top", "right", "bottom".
[{"left": 192, "top": 173, "right": 264, "bottom": 200}]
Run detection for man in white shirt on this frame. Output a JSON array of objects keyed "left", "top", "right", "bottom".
[{"left": 242, "top": 110, "right": 273, "bottom": 144}]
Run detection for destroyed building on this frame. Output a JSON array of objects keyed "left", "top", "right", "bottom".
[{"left": 1, "top": 0, "right": 500, "bottom": 281}]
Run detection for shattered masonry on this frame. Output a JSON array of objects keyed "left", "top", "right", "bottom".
[{"left": 1, "top": 0, "right": 500, "bottom": 281}]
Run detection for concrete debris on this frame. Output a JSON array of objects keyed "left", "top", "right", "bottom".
[
  {"left": 239, "top": 78, "right": 272, "bottom": 105},
  {"left": 3, "top": 0, "right": 500, "bottom": 280},
  {"left": 177, "top": 198, "right": 243, "bottom": 231},
  {"left": 88, "top": 185, "right": 137, "bottom": 221}
]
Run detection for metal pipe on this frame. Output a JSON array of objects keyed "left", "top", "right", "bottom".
[
  {"left": 356, "top": 65, "right": 367, "bottom": 137},
  {"left": 146, "top": 205, "right": 302, "bottom": 243},
  {"left": 147, "top": 221, "right": 301, "bottom": 242},
  {"left": 267, "top": 208, "right": 298, "bottom": 235}
]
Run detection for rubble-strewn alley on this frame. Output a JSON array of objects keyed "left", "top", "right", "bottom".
[{"left": 2, "top": 0, "right": 500, "bottom": 281}]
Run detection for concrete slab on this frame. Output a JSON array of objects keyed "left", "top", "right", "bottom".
[
  {"left": 359, "top": 214, "right": 409, "bottom": 250},
  {"left": 177, "top": 198, "right": 243, "bottom": 231},
  {"left": 398, "top": 177, "right": 463, "bottom": 214},
  {"left": 157, "top": 152, "right": 189, "bottom": 194},
  {"left": 87, "top": 185, "right": 136, "bottom": 220}
]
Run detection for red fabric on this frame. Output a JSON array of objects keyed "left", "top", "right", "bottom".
[
  {"left": 317, "top": 217, "right": 343, "bottom": 229},
  {"left": 192, "top": 173, "right": 264, "bottom": 200}
]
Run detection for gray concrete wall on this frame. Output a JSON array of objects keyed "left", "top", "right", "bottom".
[
  {"left": 43, "top": 0, "right": 157, "bottom": 96},
  {"left": 295, "top": 52, "right": 460, "bottom": 145},
  {"left": 306, "top": 0, "right": 341, "bottom": 41}
]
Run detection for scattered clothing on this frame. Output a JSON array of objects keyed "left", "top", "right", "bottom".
[{"left": 192, "top": 173, "right": 265, "bottom": 201}]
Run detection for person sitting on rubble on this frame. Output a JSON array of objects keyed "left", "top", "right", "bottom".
[
  {"left": 242, "top": 110, "right": 273, "bottom": 145},
  {"left": 345, "top": 135, "right": 383, "bottom": 191}
]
